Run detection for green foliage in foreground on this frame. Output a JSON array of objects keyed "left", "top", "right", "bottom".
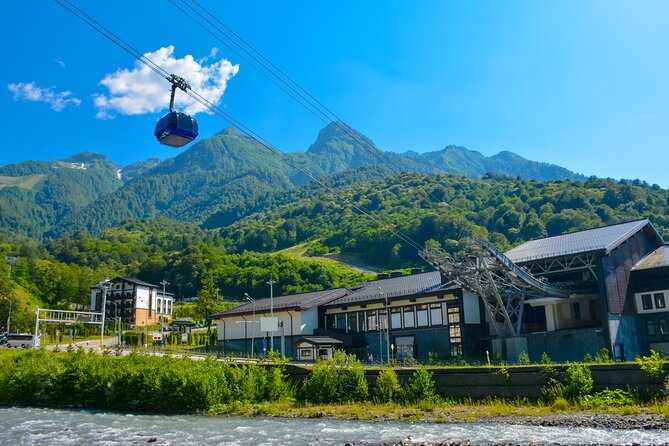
[
  {"left": 304, "top": 351, "right": 368, "bottom": 403},
  {"left": 0, "top": 349, "right": 293, "bottom": 413}
]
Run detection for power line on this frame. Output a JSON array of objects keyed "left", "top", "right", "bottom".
[
  {"left": 172, "top": 0, "right": 448, "bottom": 206},
  {"left": 53, "top": 0, "right": 426, "bottom": 252}
]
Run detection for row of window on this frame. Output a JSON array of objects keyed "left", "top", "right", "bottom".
[
  {"left": 325, "top": 303, "right": 454, "bottom": 333},
  {"left": 641, "top": 292, "right": 666, "bottom": 311},
  {"left": 646, "top": 319, "right": 669, "bottom": 336}
]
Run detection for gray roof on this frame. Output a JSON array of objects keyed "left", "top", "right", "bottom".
[
  {"left": 213, "top": 288, "right": 348, "bottom": 318},
  {"left": 295, "top": 336, "right": 343, "bottom": 346},
  {"left": 325, "top": 271, "right": 456, "bottom": 307},
  {"left": 91, "top": 277, "right": 158, "bottom": 289},
  {"left": 505, "top": 219, "right": 663, "bottom": 263},
  {"left": 633, "top": 245, "right": 669, "bottom": 271}
]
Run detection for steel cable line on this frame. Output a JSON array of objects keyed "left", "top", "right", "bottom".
[
  {"left": 53, "top": 0, "right": 427, "bottom": 253},
  {"left": 170, "top": 0, "right": 449, "bottom": 207}
]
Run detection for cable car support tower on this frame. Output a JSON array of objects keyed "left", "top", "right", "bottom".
[{"left": 420, "top": 240, "right": 571, "bottom": 356}]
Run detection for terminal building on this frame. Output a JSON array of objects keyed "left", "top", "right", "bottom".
[{"left": 214, "top": 219, "right": 667, "bottom": 362}]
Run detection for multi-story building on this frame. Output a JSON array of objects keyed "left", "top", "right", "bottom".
[{"left": 91, "top": 277, "right": 173, "bottom": 328}]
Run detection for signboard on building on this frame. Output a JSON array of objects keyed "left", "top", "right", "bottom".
[{"left": 260, "top": 317, "right": 278, "bottom": 332}]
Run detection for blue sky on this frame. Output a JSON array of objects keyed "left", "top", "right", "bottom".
[{"left": 2, "top": 1, "right": 668, "bottom": 187}]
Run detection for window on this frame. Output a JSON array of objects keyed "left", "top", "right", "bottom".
[
  {"left": 347, "top": 313, "right": 359, "bottom": 332},
  {"left": 336, "top": 314, "right": 346, "bottom": 331},
  {"left": 447, "top": 305, "right": 460, "bottom": 325},
  {"left": 647, "top": 320, "right": 657, "bottom": 336},
  {"left": 367, "top": 311, "right": 378, "bottom": 331},
  {"left": 660, "top": 320, "right": 669, "bottom": 335},
  {"left": 325, "top": 314, "right": 336, "bottom": 330},
  {"left": 416, "top": 304, "right": 429, "bottom": 327},
  {"left": 378, "top": 310, "right": 388, "bottom": 330},
  {"left": 403, "top": 306, "right": 415, "bottom": 328},
  {"left": 358, "top": 311, "right": 367, "bottom": 331},
  {"left": 430, "top": 303, "right": 443, "bottom": 325},
  {"left": 390, "top": 307, "right": 402, "bottom": 329},
  {"left": 642, "top": 294, "right": 653, "bottom": 310},
  {"left": 654, "top": 293, "right": 666, "bottom": 309},
  {"left": 300, "top": 349, "right": 313, "bottom": 358}
]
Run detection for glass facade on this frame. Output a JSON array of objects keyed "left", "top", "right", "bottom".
[{"left": 325, "top": 301, "right": 450, "bottom": 333}]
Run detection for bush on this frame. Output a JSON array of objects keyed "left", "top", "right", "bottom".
[
  {"left": 374, "top": 368, "right": 401, "bottom": 403},
  {"left": 0, "top": 349, "right": 295, "bottom": 413},
  {"left": 406, "top": 366, "right": 437, "bottom": 402},
  {"left": 541, "top": 378, "right": 565, "bottom": 404},
  {"left": 303, "top": 351, "right": 368, "bottom": 404},
  {"left": 636, "top": 350, "right": 667, "bottom": 381},
  {"left": 583, "top": 388, "right": 635, "bottom": 408},
  {"left": 563, "top": 364, "right": 593, "bottom": 401}
]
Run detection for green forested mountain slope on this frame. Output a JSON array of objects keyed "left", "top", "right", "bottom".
[
  {"left": 215, "top": 174, "right": 669, "bottom": 268},
  {"left": 0, "top": 153, "right": 123, "bottom": 239},
  {"left": 0, "top": 122, "right": 617, "bottom": 241}
]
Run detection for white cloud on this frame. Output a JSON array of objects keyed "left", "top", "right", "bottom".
[
  {"left": 94, "top": 46, "right": 239, "bottom": 119},
  {"left": 55, "top": 59, "right": 66, "bottom": 68},
  {"left": 7, "top": 82, "right": 81, "bottom": 111}
]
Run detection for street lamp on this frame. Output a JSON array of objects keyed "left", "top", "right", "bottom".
[
  {"left": 244, "top": 293, "right": 256, "bottom": 357},
  {"left": 266, "top": 279, "right": 276, "bottom": 352},
  {"left": 160, "top": 279, "right": 169, "bottom": 345},
  {"left": 379, "top": 286, "right": 390, "bottom": 364},
  {"left": 99, "top": 279, "right": 111, "bottom": 350},
  {"left": 3, "top": 297, "right": 11, "bottom": 334}
]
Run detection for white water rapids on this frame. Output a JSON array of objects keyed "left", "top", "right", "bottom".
[{"left": 1, "top": 407, "right": 667, "bottom": 445}]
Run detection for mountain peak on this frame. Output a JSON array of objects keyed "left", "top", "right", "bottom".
[{"left": 61, "top": 152, "right": 110, "bottom": 164}]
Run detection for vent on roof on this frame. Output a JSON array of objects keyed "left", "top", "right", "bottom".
[
  {"left": 390, "top": 271, "right": 404, "bottom": 278},
  {"left": 377, "top": 273, "right": 390, "bottom": 280}
]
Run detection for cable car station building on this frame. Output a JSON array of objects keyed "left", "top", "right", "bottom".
[{"left": 214, "top": 219, "right": 666, "bottom": 362}]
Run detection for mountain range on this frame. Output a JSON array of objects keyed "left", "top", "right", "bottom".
[{"left": 0, "top": 122, "right": 586, "bottom": 240}]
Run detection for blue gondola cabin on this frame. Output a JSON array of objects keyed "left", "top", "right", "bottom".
[{"left": 154, "top": 111, "right": 199, "bottom": 148}]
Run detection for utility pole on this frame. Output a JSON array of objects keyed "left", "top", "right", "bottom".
[
  {"left": 160, "top": 279, "right": 169, "bottom": 345},
  {"left": 3, "top": 297, "right": 11, "bottom": 334},
  {"left": 244, "top": 293, "right": 256, "bottom": 357},
  {"left": 215, "top": 287, "right": 220, "bottom": 303},
  {"left": 267, "top": 279, "right": 276, "bottom": 352}
]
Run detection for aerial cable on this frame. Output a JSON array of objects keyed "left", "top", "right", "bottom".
[
  {"left": 53, "top": 0, "right": 426, "bottom": 252},
  {"left": 175, "top": 0, "right": 419, "bottom": 178},
  {"left": 167, "top": 0, "right": 330, "bottom": 125},
  {"left": 171, "top": 0, "right": 448, "bottom": 206}
]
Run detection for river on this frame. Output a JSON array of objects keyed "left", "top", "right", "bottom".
[{"left": 1, "top": 407, "right": 667, "bottom": 445}]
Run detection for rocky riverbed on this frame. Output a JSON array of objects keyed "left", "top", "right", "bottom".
[{"left": 360, "top": 413, "right": 669, "bottom": 446}]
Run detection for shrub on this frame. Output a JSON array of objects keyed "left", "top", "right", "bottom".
[
  {"left": 583, "top": 388, "right": 635, "bottom": 408},
  {"left": 518, "top": 351, "right": 530, "bottom": 365},
  {"left": 541, "top": 378, "right": 565, "bottom": 404},
  {"left": 635, "top": 350, "right": 667, "bottom": 381},
  {"left": 303, "top": 351, "right": 368, "bottom": 404},
  {"left": 595, "top": 348, "right": 612, "bottom": 363},
  {"left": 563, "top": 364, "right": 593, "bottom": 401},
  {"left": 406, "top": 366, "right": 437, "bottom": 402},
  {"left": 541, "top": 352, "right": 551, "bottom": 364},
  {"left": 374, "top": 368, "right": 401, "bottom": 403},
  {"left": 551, "top": 397, "right": 569, "bottom": 411}
]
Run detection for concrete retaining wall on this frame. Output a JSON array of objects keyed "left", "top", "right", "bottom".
[{"left": 286, "top": 363, "right": 667, "bottom": 400}]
